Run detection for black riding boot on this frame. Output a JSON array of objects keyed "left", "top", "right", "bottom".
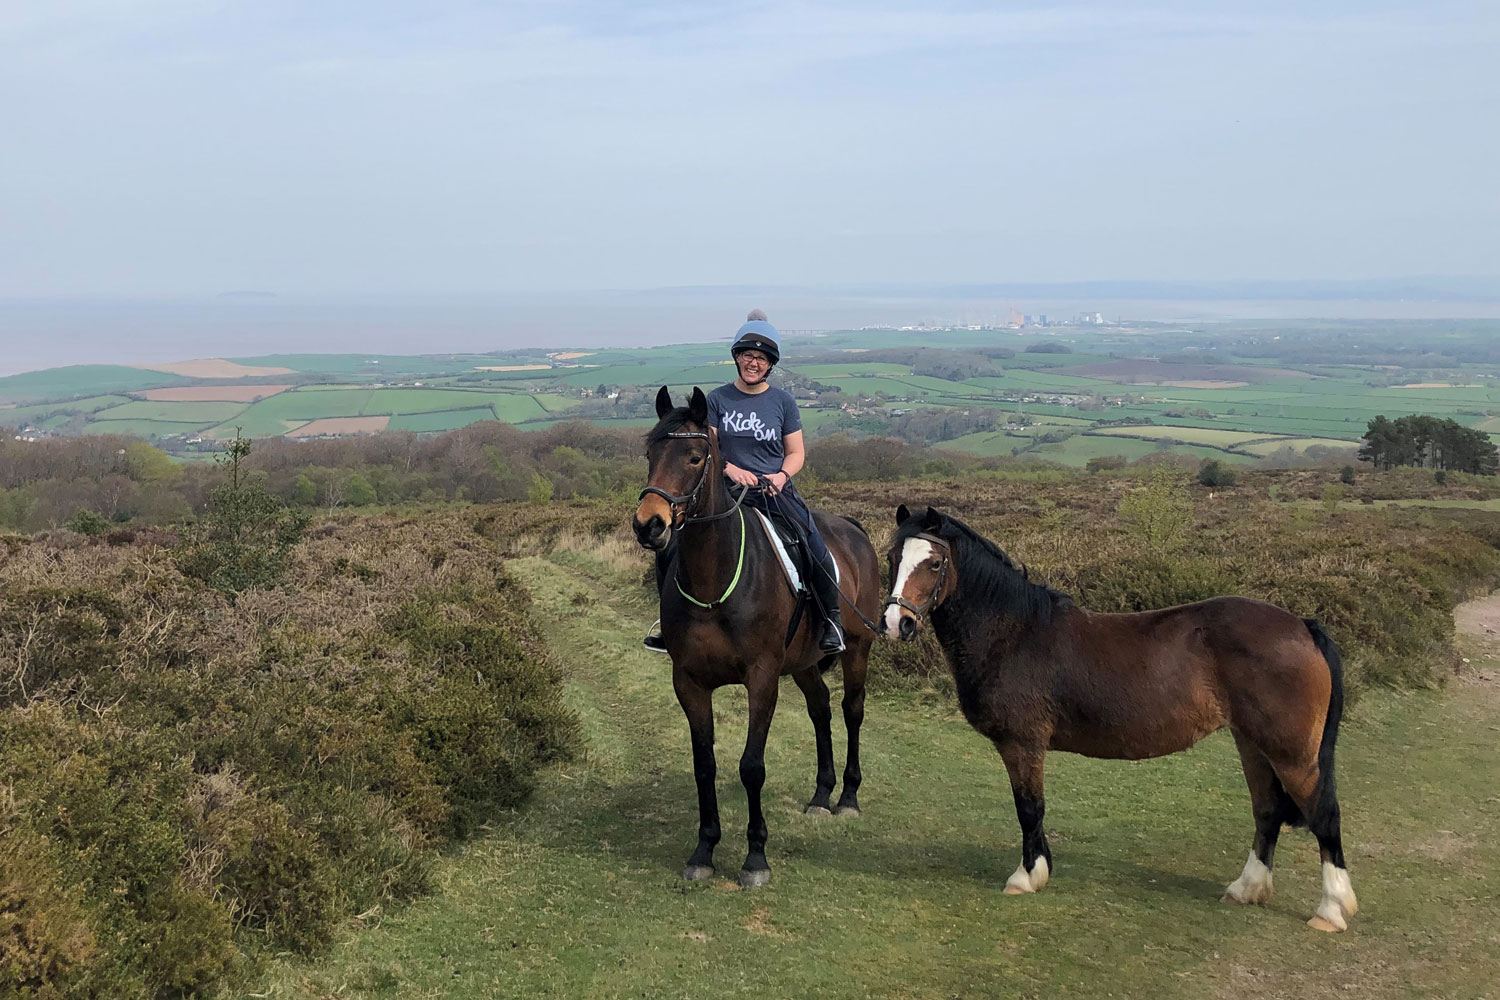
[
  {"left": 643, "top": 542, "right": 675, "bottom": 653},
  {"left": 809, "top": 550, "right": 846, "bottom": 655}
]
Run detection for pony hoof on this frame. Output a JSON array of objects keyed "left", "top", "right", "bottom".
[
  {"left": 682, "top": 865, "right": 715, "bottom": 881},
  {"left": 738, "top": 868, "right": 771, "bottom": 889},
  {"left": 805, "top": 805, "right": 832, "bottom": 816},
  {"left": 834, "top": 806, "right": 862, "bottom": 818},
  {"left": 1307, "top": 915, "right": 1345, "bottom": 933}
]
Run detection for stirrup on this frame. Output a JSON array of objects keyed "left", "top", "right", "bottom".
[
  {"left": 643, "top": 619, "right": 668, "bottom": 653},
  {"left": 819, "top": 619, "right": 846, "bottom": 654}
]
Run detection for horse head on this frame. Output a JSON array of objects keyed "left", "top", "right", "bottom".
[
  {"left": 634, "top": 386, "right": 715, "bottom": 550},
  {"left": 883, "top": 504, "right": 956, "bottom": 640}
]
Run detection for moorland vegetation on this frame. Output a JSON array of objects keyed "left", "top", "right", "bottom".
[{"left": 6, "top": 418, "right": 1500, "bottom": 996}]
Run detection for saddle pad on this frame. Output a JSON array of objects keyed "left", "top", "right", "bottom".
[{"left": 751, "top": 509, "right": 839, "bottom": 594}]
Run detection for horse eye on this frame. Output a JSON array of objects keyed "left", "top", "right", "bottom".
[{"left": 688, "top": 455, "right": 704, "bottom": 466}]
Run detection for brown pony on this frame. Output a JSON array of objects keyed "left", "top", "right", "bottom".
[
  {"left": 633, "top": 387, "right": 881, "bottom": 887},
  {"left": 883, "top": 505, "right": 1358, "bottom": 932}
]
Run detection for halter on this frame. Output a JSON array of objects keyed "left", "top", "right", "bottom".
[{"left": 883, "top": 532, "right": 953, "bottom": 623}]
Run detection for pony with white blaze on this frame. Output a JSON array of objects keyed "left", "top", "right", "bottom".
[{"left": 883, "top": 504, "right": 1359, "bottom": 932}]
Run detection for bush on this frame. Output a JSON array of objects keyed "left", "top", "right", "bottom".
[
  {"left": 65, "top": 509, "right": 110, "bottom": 536},
  {"left": 0, "top": 510, "right": 579, "bottom": 995},
  {"left": 1197, "top": 459, "right": 1238, "bottom": 488}
]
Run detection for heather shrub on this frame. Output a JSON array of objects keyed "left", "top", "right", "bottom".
[{"left": 0, "top": 510, "right": 578, "bottom": 996}]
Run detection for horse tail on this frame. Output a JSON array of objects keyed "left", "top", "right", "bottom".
[
  {"left": 1301, "top": 617, "right": 1344, "bottom": 831},
  {"left": 841, "top": 515, "right": 869, "bottom": 537}
]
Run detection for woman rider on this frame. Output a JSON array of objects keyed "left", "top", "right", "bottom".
[{"left": 644, "top": 309, "right": 845, "bottom": 655}]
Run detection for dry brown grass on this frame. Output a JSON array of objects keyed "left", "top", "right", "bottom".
[
  {"left": 130, "top": 359, "right": 296, "bottom": 378},
  {"left": 287, "top": 415, "right": 390, "bottom": 437}
]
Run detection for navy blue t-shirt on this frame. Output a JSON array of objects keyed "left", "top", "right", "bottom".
[{"left": 705, "top": 383, "right": 802, "bottom": 476}]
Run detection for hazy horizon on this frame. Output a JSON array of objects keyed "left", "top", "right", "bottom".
[{"left": 4, "top": 279, "right": 1499, "bottom": 378}]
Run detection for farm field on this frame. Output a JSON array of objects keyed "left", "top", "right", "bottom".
[
  {"left": 1090, "top": 426, "right": 1279, "bottom": 447},
  {"left": 6, "top": 323, "right": 1500, "bottom": 471},
  {"left": 249, "top": 539, "right": 1500, "bottom": 1000}
]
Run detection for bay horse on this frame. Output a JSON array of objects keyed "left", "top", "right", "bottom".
[
  {"left": 883, "top": 505, "right": 1358, "bottom": 932},
  {"left": 632, "top": 387, "right": 881, "bottom": 887}
]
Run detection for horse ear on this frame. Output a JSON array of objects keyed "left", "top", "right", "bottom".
[
  {"left": 655, "top": 386, "right": 674, "bottom": 419},
  {"left": 922, "top": 506, "right": 942, "bottom": 530},
  {"left": 895, "top": 504, "right": 911, "bottom": 525},
  {"left": 688, "top": 386, "right": 708, "bottom": 424}
]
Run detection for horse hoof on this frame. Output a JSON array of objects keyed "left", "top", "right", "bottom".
[
  {"left": 682, "top": 865, "right": 715, "bottom": 881},
  {"left": 738, "top": 868, "right": 771, "bottom": 889},
  {"left": 834, "top": 806, "right": 862, "bottom": 818},
  {"left": 805, "top": 805, "right": 832, "bottom": 816},
  {"left": 1307, "top": 915, "right": 1345, "bottom": 933}
]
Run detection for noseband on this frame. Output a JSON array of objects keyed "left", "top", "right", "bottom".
[{"left": 883, "top": 533, "right": 952, "bottom": 622}]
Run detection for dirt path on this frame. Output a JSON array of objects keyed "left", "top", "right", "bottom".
[{"left": 1454, "top": 590, "right": 1500, "bottom": 687}]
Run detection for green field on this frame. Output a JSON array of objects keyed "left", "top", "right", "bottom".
[
  {"left": 0, "top": 365, "right": 190, "bottom": 405},
  {"left": 388, "top": 407, "right": 502, "bottom": 432},
  {"left": 1090, "top": 426, "right": 1277, "bottom": 447},
  {"left": 1241, "top": 437, "right": 1363, "bottom": 457},
  {"left": 248, "top": 542, "right": 1500, "bottom": 1000},
  {"left": 90, "top": 399, "right": 251, "bottom": 425}
]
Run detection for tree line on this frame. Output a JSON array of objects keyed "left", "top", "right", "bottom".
[{"left": 1358, "top": 414, "right": 1499, "bottom": 474}]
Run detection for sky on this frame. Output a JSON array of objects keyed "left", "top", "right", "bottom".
[{"left": 1, "top": 1, "right": 1497, "bottom": 303}]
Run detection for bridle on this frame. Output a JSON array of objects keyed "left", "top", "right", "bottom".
[
  {"left": 638, "top": 430, "right": 750, "bottom": 528},
  {"left": 883, "top": 532, "right": 952, "bottom": 623}
]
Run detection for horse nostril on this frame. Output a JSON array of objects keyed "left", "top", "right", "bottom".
[{"left": 898, "top": 616, "right": 917, "bottom": 641}]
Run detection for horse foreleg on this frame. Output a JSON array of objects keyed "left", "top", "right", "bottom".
[
  {"left": 792, "top": 668, "right": 836, "bottom": 815},
  {"left": 737, "top": 667, "right": 781, "bottom": 887},
  {"left": 999, "top": 745, "right": 1052, "bottom": 894},
  {"left": 673, "top": 671, "right": 720, "bottom": 881},
  {"left": 835, "top": 640, "right": 869, "bottom": 817}
]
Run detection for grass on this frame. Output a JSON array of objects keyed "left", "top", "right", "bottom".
[
  {"left": 246, "top": 538, "right": 1500, "bottom": 999},
  {"left": 90, "top": 399, "right": 252, "bottom": 424}
]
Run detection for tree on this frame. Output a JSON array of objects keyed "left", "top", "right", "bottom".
[
  {"left": 292, "top": 473, "right": 317, "bottom": 505},
  {"left": 1360, "top": 414, "right": 1497, "bottom": 474},
  {"left": 1118, "top": 464, "right": 1193, "bottom": 549},
  {"left": 175, "top": 432, "right": 308, "bottom": 599},
  {"left": 345, "top": 472, "right": 377, "bottom": 506},
  {"left": 527, "top": 472, "right": 555, "bottom": 503},
  {"left": 1340, "top": 465, "right": 1356, "bottom": 485}
]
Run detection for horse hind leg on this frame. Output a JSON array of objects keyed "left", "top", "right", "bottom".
[
  {"left": 792, "top": 668, "right": 836, "bottom": 815},
  {"left": 1272, "top": 760, "right": 1358, "bottom": 932},
  {"left": 1223, "top": 732, "right": 1294, "bottom": 906}
]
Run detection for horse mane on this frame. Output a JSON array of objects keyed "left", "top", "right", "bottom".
[{"left": 904, "top": 512, "right": 1071, "bottom": 625}]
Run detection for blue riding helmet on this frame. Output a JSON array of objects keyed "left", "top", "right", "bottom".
[{"left": 731, "top": 311, "right": 781, "bottom": 366}]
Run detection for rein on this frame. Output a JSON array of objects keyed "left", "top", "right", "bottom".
[{"left": 883, "top": 532, "right": 952, "bottom": 624}]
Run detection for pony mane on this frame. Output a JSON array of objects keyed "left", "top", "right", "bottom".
[{"left": 898, "top": 511, "right": 1070, "bottom": 625}]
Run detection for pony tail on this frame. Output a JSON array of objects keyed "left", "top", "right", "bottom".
[{"left": 1303, "top": 618, "right": 1344, "bottom": 827}]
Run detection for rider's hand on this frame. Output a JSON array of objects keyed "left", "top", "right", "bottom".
[
  {"left": 763, "top": 471, "right": 789, "bottom": 495},
  {"left": 724, "top": 463, "right": 760, "bottom": 488}
]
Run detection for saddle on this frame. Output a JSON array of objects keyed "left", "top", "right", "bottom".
[{"left": 749, "top": 509, "right": 840, "bottom": 649}]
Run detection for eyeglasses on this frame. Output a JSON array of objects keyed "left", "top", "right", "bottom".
[{"left": 738, "top": 353, "right": 770, "bottom": 366}]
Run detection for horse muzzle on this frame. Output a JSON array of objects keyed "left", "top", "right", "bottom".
[{"left": 633, "top": 514, "right": 671, "bottom": 551}]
